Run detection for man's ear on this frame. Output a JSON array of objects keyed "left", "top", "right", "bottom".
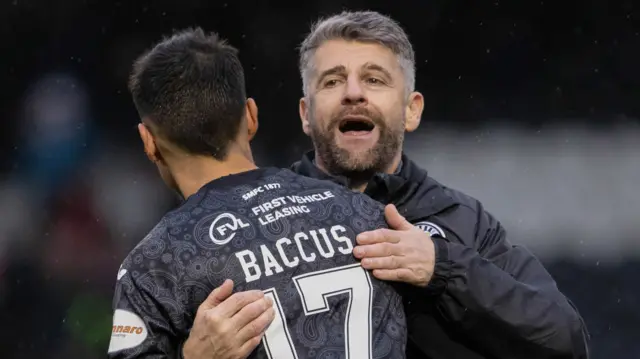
[
  {"left": 404, "top": 91, "right": 424, "bottom": 132},
  {"left": 245, "top": 98, "right": 259, "bottom": 141},
  {"left": 137, "top": 122, "right": 160, "bottom": 162},
  {"left": 299, "top": 97, "right": 311, "bottom": 136}
]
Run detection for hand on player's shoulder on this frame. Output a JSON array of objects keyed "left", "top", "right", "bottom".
[{"left": 353, "top": 204, "right": 436, "bottom": 288}]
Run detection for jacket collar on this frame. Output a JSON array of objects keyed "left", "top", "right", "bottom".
[
  {"left": 291, "top": 151, "right": 456, "bottom": 221},
  {"left": 292, "top": 151, "right": 351, "bottom": 187}
]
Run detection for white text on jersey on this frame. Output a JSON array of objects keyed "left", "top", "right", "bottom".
[
  {"left": 234, "top": 225, "right": 353, "bottom": 282},
  {"left": 252, "top": 191, "right": 335, "bottom": 225}
]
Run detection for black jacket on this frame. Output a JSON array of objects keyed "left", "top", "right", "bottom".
[{"left": 291, "top": 151, "right": 590, "bottom": 359}]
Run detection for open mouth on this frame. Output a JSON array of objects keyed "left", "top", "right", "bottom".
[{"left": 338, "top": 117, "right": 375, "bottom": 134}]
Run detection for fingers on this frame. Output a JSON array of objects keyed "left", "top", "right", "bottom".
[
  {"left": 200, "top": 279, "right": 234, "bottom": 310},
  {"left": 238, "top": 333, "right": 267, "bottom": 359},
  {"left": 356, "top": 228, "right": 401, "bottom": 246},
  {"left": 361, "top": 256, "right": 401, "bottom": 270},
  {"left": 188, "top": 288, "right": 275, "bottom": 359},
  {"left": 371, "top": 268, "right": 413, "bottom": 282},
  {"left": 353, "top": 242, "right": 398, "bottom": 259},
  {"left": 236, "top": 299, "right": 276, "bottom": 343},
  {"left": 384, "top": 204, "right": 414, "bottom": 230},
  {"left": 215, "top": 290, "right": 266, "bottom": 318},
  {"left": 231, "top": 295, "right": 274, "bottom": 335}
]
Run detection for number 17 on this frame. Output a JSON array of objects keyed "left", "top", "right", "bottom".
[{"left": 261, "top": 263, "right": 373, "bottom": 359}]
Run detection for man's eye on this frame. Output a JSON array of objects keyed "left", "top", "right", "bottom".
[
  {"left": 366, "top": 77, "right": 383, "bottom": 85},
  {"left": 324, "top": 79, "right": 339, "bottom": 87}
]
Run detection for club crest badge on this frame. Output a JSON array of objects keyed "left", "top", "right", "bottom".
[{"left": 414, "top": 221, "right": 446, "bottom": 238}]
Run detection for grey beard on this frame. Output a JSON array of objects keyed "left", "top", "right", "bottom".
[{"left": 310, "top": 125, "right": 403, "bottom": 179}]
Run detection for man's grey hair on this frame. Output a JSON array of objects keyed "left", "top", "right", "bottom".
[{"left": 299, "top": 11, "right": 415, "bottom": 97}]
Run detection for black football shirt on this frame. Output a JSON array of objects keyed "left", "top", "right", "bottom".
[{"left": 108, "top": 167, "right": 406, "bottom": 359}]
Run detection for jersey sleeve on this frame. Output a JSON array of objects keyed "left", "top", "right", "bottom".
[{"left": 107, "top": 260, "right": 183, "bottom": 359}]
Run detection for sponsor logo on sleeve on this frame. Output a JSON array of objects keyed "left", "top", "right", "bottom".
[
  {"left": 414, "top": 221, "right": 447, "bottom": 238},
  {"left": 108, "top": 309, "right": 148, "bottom": 353}
]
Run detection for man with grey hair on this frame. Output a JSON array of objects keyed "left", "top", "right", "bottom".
[
  {"left": 296, "top": 11, "right": 418, "bottom": 188},
  {"left": 290, "top": 10, "right": 590, "bottom": 359},
  {"left": 180, "top": 10, "right": 589, "bottom": 359}
]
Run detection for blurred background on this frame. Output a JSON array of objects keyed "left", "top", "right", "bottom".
[{"left": 0, "top": 0, "right": 638, "bottom": 358}]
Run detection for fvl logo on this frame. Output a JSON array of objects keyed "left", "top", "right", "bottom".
[{"left": 208, "top": 213, "right": 250, "bottom": 245}]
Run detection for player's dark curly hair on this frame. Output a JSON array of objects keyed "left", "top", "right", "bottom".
[{"left": 129, "top": 27, "right": 246, "bottom": 160}]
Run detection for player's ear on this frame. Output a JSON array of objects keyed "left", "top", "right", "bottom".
[
  {"left": 404, "top": 91, "right": 424, "bottom": 133},
  {"left": 245, "top": 98, "right": 259, "bottom": 141},
  {"left": 299, "top": 97, "right": 311, "bottom": 136},
  {"left": 138, "top": 122, "right": 160, "bottom": 163}
]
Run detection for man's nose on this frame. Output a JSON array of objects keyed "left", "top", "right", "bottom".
[{"left": 341, "top": 76, "right": 367, "bottom": 106}]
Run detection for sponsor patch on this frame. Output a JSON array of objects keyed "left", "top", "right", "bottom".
[
  {"left": 414, "top": 221, "right": 447, "bottom": 238},
  {"left": 108, "top": 309, "right": 148, "bottom": 353}
]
